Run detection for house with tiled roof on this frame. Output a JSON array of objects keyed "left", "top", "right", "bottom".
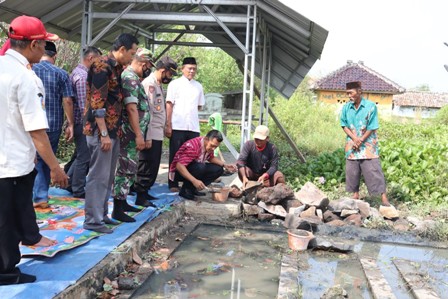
[
  {"left": 393, "top": 91, "right": 448, "bottom": 118},
  {"left": 311, "top": 60, "right": 405, "bottom": 108}
]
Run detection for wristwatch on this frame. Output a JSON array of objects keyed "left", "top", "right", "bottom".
[{"left": 100, "top": 130, "right": 108, "bottom": 137}]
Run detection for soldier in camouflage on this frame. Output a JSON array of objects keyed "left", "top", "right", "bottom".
[{"left": 112, "top": 48, "right": 154, "bottom": 223}]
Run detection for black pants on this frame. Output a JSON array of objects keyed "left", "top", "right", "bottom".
[
  {"left": 168, "top": 130, "right": 199, "bottom": 188},
  {"left": 175, "top": 162, "right": 224, "bottom": 191},
  {"left": 135, "top": 140, "right": 163, "bottom": 192},
  {"left": 0, "top": 170, "right": 41, "bottom": 284}
]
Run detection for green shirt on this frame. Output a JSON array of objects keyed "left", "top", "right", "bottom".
[{"left": 340, "top": 98, "right": 379, "bottom": 160}]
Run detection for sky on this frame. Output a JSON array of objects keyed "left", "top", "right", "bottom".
[{"left": 279, "top": 0, "right": 448, "bottom": 92}]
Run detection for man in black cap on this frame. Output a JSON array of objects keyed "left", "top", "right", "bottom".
[
  {"left": 340, "top": 81, "right": 391, "bottom": 207},
  {"left": 165, "top": 57, "right": 205, "bottom": 192},
  {"left": 32, "top": 41, "right": 74, "bottom": 208},
  {"left": 134, "top": 56, "right": 178, "bottom": 205}
]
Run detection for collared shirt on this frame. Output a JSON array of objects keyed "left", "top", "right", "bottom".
[
  {"left": 33, "top": 60, "right": 74, "bottom": 132},
  {"left": 166, "top": 75, "right": 205, "bottom": 133},
  {"left": 168, "top": 137, "right": 214, "bottom": 181},
  {"left": 0, "top": 49, "right": 48, "bottom": 178},
  {"left": 83, "top": 52, "right": 124, "bottom": 138},
  {"left": 120, "top": 66, "right": 151, "bottom": 141},
  {"left": 70, "top": 63, "right": 88, "bottom": 125},
  {"left": 142, "top": 73, "right": 166, "bottom": 141},
  {"left": 237, "top": 140, "right": 279, "bottom": 177},
  {"left": 340, "top": 97, "right": 380, "bottom": 160}
]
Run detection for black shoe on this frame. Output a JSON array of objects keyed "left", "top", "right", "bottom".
[
  {"left": 146, "top": 192, "right": 159, "bottom": 200},
  {"left": 112, "top": 199, "right": 137, "bottom": 223},
  {"left": 135, "top": 193, "right": 156, "bottom": 207},
  {"left": 104, "top": 216, "right": 120, "bottom": 225},
  {"left": 0, "top": 269, "right": 36, "bottom": 285},
  {"left": 122, "top": 200, "right": 142, "bottom": 212},
  {"left": 179, "top": 187, "right": 195, "bottom": 200},
  {"left": 73, "top": 192, "right": 85, "bottom": 198},
  {"left": 194, "top": 190, "right": 206, "bottom": 196},
  {"left": 85, "top": 225, "right": 113, "bottom": 234}
]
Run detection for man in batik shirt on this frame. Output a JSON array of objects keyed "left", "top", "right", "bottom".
[
  {"left": 112, "top": 48, "right": 154, "bottom": 222},
  {"left": 340, "top": 81, "right": 391, "bottom": 207}
]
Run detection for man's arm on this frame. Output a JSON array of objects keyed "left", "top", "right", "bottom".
[
  {"left": 209, "top": 156, "right": 236, "bottom": 172},
  {"left": 30, "top": 129, "right": 68, "bottom": 187},
  {"left": 236, "top": 141, "right": 250, "bottom": 186},
  {"left": 176, "top": 162, "right": 206, "bottom": 190},
  {"left": 126, "top": 103, "right": 145, "bottom": 151},
  {"left": 165, "top": 101, "right": 173, "bottom": 138},
  {"left": 62, "top": 96, "right": 74, "bottom": 142}
]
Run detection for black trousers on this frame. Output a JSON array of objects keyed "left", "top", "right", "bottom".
[
  {"left": 175, "top": 161, "right": 224, "bottom": 191},
  {"left": 0, "top": 169, "right": 41, "bottom": 284},
  {"left": 168, "top": 130, "right": 199, "bottom": 188},
  {"left": 135, "top": 140, "right": 163, "bottom": 192}
]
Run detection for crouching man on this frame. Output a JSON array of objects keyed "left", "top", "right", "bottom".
[{"left": 169, "top": 130, "right": 236, "bottom": 200}]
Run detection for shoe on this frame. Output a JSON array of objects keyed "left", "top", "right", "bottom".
[
  {"left": 122, "top": 200, "right": 142, "bottom": 212},
  {"left": 87, "top": 225, "right": 113, "bottom": 234},
  {"left": 179, "top": 187, "right": 195, "bottom": 200},
  {"left": 169, "top": 187, "right": 180, "bottom": 192},
  {"left": 146, "top": 192, "right": 159, "bottom": 200},
  {"left": 73, "top": 192, "right": 85, "bottom": 198},
  {"left": 0, "top": 270, "right": 36, "bottom": 285},
  {"left": 104, "top": 216, "right": 120, "bottom": 225},
  {"left": 112, "top": 199, "right": 136, "bottom": 223},
  {"left": 194, "top": 190, "right": 206, "bottom": 196},
  {"left": 136, "top": 193, "right": 156, "bottom": 207}
]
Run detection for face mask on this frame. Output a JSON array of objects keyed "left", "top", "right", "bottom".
[
  {"left": 142, "top": 68, "right": 151, "bottom": 79},
  {"left": 161, "top": 74, "right": 172, "bottom": 84}
]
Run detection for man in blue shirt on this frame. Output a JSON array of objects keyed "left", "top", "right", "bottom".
[
  {"left": 32, "top": 41, "right": 74, "bottom": 208},
  {"left": 340, "top": 81, "right": 390, "bottom": 206}
]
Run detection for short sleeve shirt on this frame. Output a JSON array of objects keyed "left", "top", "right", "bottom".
[
  {"left": 340, "top": 98, "right": 379, "bottom": 160},
  {"left": 0, "top": 49, "right": 49, "bottom": 178},
  {"left": 166, "top": 75, "right": 205, "bottom": 133},
  {"left": 142, "top": 73, "right": 166, "bottom": 141},
  {"left": 33, "top": 60, "right": 74, "bottom": 132}
]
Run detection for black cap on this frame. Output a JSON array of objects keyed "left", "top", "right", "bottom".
[
  {"left": 45, "top": 41, "right": 57, "bottom": 53},
  {"left": 182, "top": 57, "right": 196, "bottom": 65},
  {"left": 156, "top": 56, "right": 178, "bottom": 76}
]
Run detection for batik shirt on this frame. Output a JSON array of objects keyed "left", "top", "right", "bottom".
[
  {"left": 340, "top": 97, "right": 380, "bottom": 160},
  {"left": 120, "top": 66, "right": 150, "bottom": 144},
  {"left": 83, "top": 53, "right": 124, "bottom": 139}
]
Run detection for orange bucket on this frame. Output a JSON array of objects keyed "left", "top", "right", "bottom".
[{"left": 287, "top": 229, "right": 314, "bottom": 251}]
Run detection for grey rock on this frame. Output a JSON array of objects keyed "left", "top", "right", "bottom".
[
  {"left": 355, "top": 200, "right": 371, "bottom": 218},
  {"left": 283, "top": 213, "right": 317, "bottom": 230},
  {"left": 300, "top": 206, "right": 316, "bottom": 218},
  {"left": 294, "top": 182, "right": 329, "bottom": 209},
  {"left": 328, "top": 197, "right": 358, "bottom": 212},
  {"left": 309, "top": 237, "right": 354, "bottom": 253},
  {"left": 344, "top": 214, "right": 362, "bottom": 226},
  {"left": 117, "top": 276, "right": 135, "bottom": 290},
  {"left": 242, "top": 203, "right": 263, "bottom": 216},
  {"left": 258, "top": 201, "right": 287, "bottom": 217},
  {"left": 340, "top": 209, "right": 359, "bottom": 217},
  {"left": 320, "top": 284, "right": 348, "bottom": 299},
  {"left": 323, "top": 210, "right": 340, "bottom": 222}
]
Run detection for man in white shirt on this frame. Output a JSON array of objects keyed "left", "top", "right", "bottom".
[
  {"left": 0, "top": 15, "right": 68, "bottom": 285},
  {"left": 165, "top": 57, "right": 205, "bottom": 192}
]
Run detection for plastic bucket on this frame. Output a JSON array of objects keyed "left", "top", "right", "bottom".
[
  {"left": 212, "top": 187, "right": 230, "bottom": 202},
  {"left": 286, "top": 229, "right": 314, "bottom": 251}
]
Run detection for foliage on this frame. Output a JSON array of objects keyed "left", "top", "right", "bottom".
[{"left": 433, "top": 105, "right": 448, "bottom": 126}]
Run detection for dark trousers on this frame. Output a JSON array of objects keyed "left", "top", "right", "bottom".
[
  {"left": 135, "top": 140, "right": 163, "bottom": 192},
  {"left": 67, "top": 124, "right": 90, "bottom": 195},
  {"left": 175, "top": 162, "right": 224, "bottom": 191},
  {"left": 0, "top": 170, "right": 41, "bottom": 284},
  {"left": 168, "top": 130, "right": 199, "bottom": 188}
]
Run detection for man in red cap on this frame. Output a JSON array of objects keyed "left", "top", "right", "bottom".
[{"left": 0, "top": 16, "right": 68, "bottom": 285}]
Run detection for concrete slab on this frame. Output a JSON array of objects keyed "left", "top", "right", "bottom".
[
  {"left": 277, "top": 254, "right": 300, "bottom": 299},
  {"left": 184, "top": 196, "right": 241, "bottom": 220},
  {"left": 360, "top": 258, "right": 397, "bottom": 299},
  {"left": 393, "top": 259, "right": 441, "bottom": 299}
]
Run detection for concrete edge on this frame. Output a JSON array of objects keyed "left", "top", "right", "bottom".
[
  {"left": 54, "top": 202, "right": 185, "bottom": 299},
  {"left": 277, "top": 254, "right": 299, "bottom": 299}
]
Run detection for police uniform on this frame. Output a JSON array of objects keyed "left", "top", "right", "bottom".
[
  {"left": 112, "top": 66, "right": 151, "bottom": 201},
  {"left": 134, "top": 72, "right": 166, "bottom": 193}
]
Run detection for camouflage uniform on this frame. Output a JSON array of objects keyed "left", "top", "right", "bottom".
[{"left": 113, "top": 66, "right": 150, "bottom": 200}]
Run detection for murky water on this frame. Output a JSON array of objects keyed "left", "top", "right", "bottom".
[
  {"left": 132, "top": 224, "right": 448, "bottom": 299},
  {"left": 297, "top": 240, "right": 448, "bottom": 298},
  {"left": 132, "top": 224, "right": 288, "bottom": 298}
]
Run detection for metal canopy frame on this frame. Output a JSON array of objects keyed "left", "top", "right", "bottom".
[{"left": 0, "top": 0, "right": 328, "bottom": 156}]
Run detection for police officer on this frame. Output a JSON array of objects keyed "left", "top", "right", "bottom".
[
  {"left": 134, "top": 56, "right": 178, "bottom": 205},
  {"left": 112, "top": 48, "right": 154, "bottom": 222}
]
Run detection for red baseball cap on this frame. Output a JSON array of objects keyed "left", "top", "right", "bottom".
[{"left": 8, "top": 15, "right": 59, "bottom": 41}]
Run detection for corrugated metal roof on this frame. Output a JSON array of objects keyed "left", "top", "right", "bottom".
[
  {"left": 393, "top": 91, "right": 448, "bottom": 108},
  {"left": 312, "top": 60, "right": 405, "bottom": 94},
  {"left": 0, "top": 0, "right": 328, "bottom": 99}
]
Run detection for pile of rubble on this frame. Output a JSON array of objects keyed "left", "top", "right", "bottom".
[{"left": 240, "top": 181, "right": 411, "bottom": 231}]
